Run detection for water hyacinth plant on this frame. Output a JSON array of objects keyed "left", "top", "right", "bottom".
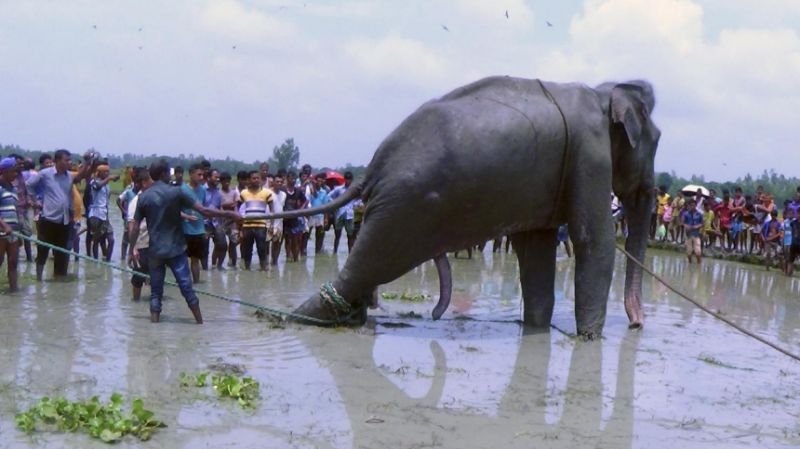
[
  {"left": 15, "top": 393, "right": 166, "bottom": 443},
  {"left": 180, "top": 372, "right": 261, "bottom": 409}
]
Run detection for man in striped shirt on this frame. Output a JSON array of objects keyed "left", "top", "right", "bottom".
[
  {"left": 238, "top": 170, "right": 274, "bottom": 270},
  {"left": 0, "top": 157, "right": 20, "bottom": 291}
]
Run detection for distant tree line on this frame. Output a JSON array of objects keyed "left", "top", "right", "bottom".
[
  {"left": 6, "top": 141, "right": 795, "bottom": 201},
  {"left": 0, "top": 139, "right": 367, "bottom": 179}
]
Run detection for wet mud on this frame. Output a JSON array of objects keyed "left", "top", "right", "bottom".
[{"left": 1, "top": 227, "right": 800, "bottom": 448}]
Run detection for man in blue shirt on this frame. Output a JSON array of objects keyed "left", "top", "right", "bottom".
[
  {"left": 88, "top": 162, "right": 120, "bottom": 261},
  {"left": 128, "top": 160, "right": 239, "bottom": 324},
  {"left": 307, "top": 173, "right": 331, "bottom": 254},
  {"left": 682, "top": 197, "right": 704, "bottom": 264},
  {"left": 26, "top": 149, "right": 93, "bottom": 281},
  {"left": 329, "top": 171, "right": 357, "bottom": 253},
  {"left": 203, "top": 168, "right": 228, "bottom": 271},
  {"left": 181, "top": 164, "right": 207, "bottom": 283}
]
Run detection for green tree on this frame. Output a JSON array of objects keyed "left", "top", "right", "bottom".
[{"left": 270, "top": 138, "right": 300, "bottom": 171}]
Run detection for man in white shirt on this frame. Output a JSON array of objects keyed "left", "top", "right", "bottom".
[{"left": 127, "top": 167, "right": 152, "bottom": 301}]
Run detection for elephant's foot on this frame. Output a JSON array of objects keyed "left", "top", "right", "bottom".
[
  {"left": 577, "top": 330, "right": 602, "bottom": 341},
  {"left": 290, "top": 292, "right": 367, "bottom": 327}
]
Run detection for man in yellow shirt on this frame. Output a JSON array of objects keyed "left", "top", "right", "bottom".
[
  {"left": 655, "top": 185, "right": 670, "bottom": 239},
  {"left": 238, "top": 170, "right": 274, "bottom": 270}
]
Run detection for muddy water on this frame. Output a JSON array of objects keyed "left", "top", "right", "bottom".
[{"left": 1, "top": 227, "right": 800, "bottom": 448}]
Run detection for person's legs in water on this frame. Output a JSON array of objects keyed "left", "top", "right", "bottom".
[
  {"left": 333, "top": 215, "right": 344, "bottom": 253},
  {"left": 148, "top": 259, "right": 167, "bottom": 323},
  {"left": 167, "top": 253, "right": 203, "bottom": 324},
  {"left": 0, "top": 236, "right": 19, "bottom": 291},
  {"left": 240, "top": 228, "right": 255, "bottom": 270}
]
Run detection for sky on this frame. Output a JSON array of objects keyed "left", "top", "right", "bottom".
[{"left": 0, "top": 0, "right": 798, "bottom": 180}]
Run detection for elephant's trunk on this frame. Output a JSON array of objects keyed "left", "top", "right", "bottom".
[
  {"left": 431, "top": 254, "right": 452, "bottom": 320},
  {"left": 622, "top": 190, "right": 651, "bottom": 329}
]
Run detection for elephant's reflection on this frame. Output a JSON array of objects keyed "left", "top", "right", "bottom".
[{"left": 300, "top": 322, "right": 639, "bottom": 449}]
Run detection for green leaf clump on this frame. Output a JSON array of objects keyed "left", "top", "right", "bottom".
[
  {"left": 212, "top": 374, "right": 260, "bottom": 409},
  {"left": 180, "top": 372, "right": 261, "bottom": 409},
  {"left": 15, "top": 393, "right": 166, "bottom": 443},
  {"left": 179, "top": 371, "right": 209, "bottom": 387}
]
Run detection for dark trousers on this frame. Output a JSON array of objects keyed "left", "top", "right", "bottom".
[
  {"left": 148, "top": 252, "right": 199, "bottom": 314},
  {"left": 36, "top": 218, "right": 71, "bottom": 276},
  {"left": 241, "top": 227, "right": 267, "bottom": 267}
]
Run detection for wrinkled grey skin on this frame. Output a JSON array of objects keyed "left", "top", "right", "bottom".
[{"left": 271, "top": 76, "right": 660, "bottom": 339}]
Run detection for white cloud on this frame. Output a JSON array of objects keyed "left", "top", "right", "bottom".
[
  {"left": 526, "top": 0, "right": 800, "bottom": 179},
  {"left": 199, "top": 0, "right": 297, "bottom": 46},
  {"left": 0, "top": 0, "right": 798, "bottom": 178},
  {"left": 344, "top": 35, "right": 448, "bottom": 87}
]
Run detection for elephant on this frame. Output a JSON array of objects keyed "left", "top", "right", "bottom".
[{"left": 270, "top": 75, "right": 660, "bottom": 339}]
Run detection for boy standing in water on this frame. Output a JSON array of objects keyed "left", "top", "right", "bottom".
[
  {"left": 682, "top": 197, "right": 704, "bottom": 264},
  {"left": 783, "top": 207, "right": 795, "bottom": 275}
]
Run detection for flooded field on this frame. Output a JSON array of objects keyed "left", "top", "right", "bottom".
[{"left": 2, "top": 227, "right": 800, "bottom": 448}]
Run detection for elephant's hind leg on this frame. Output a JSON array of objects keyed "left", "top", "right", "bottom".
[{"left": 511, "top": 229, "right": 557, "bottom": 328}]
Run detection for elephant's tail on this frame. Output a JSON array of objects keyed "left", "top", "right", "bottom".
[{"left": 259, "top": 183, "right": 363, "bottom": 220}]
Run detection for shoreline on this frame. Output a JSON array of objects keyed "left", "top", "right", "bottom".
[{"left": 643, "top": 238, "right": 784, "bottom": 270}]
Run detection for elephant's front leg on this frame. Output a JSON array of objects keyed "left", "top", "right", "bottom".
[
  {"left": 511, "top": 229, "right": 557, "bottom": 328},
  {"left": 571, "top": 217, "right": 615, "bottom": 339}
]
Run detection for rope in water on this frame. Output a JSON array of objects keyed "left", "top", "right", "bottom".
[
  {"left": 10, "top": 230, "right": 800, "bottom": 360},
  {"left": 616, "top": 244, "right": 800, "bottom": 362},
  {"left": 10, "top": 231, "right": 345, "bottom": 325}
]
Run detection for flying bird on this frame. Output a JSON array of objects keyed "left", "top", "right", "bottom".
[
  {"left": 138, "top": 27, "right": 143, "bottom": 32},
  {"left": 505, "top": 10, "right": 509, "bottom": 19},
  {"left": 92, "top": 25, "right": 97, "bottom": 29},
  {"left": 138, "top": 46, "right": 143, "bottom": 50},
  {"left": 546, "top": 20, "right": 553, "bottom": 27},
  {"left": 441, "top": 24, "right": 449, "bottom": 32},
  {"left": 232, "top": 45, "right": 237, "bottom": 50}
]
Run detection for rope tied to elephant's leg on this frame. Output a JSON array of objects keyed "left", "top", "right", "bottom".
[
  {"left": 319, "top": 281, "right": 351, "bottom": 314},
  {"left": 616, "top": 244, "right": 800, "bottom": 362}
]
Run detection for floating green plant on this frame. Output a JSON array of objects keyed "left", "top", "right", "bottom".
[
  {"left": 179, "top": 371, "right": 209, "bottom": 387},
  {"left": 15, "top": 393, "right": 165, "bottom": 443},
  {"left": 212, "top": 374, "right": 260, "bottom": 409},
  {"left": 180, "top": 372, "right": 260, "bottom": 409}
]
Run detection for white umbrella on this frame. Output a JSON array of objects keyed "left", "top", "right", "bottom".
[{"left": 680, "top": 184, "right": 710, "bottom": 197}]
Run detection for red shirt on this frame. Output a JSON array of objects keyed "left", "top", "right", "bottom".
[{"left": 714, "top": 202, "right": 733, "bottom": 229}]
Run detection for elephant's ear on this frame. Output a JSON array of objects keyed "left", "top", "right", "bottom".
[{"left": 610, "top": 84, "right": 649, "bottom": 150}]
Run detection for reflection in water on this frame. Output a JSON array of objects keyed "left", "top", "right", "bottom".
[
  {"left": 312, "top": 321, "right": 638, "bottom": 448},
  {"left": 2, "top": 221, "right": 800, "bottom": 447},
  {"left": 639, "top": 250, "right": 800, "bottom": 348}
]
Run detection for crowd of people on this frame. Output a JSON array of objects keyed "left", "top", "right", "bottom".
[
  {"left": 5, "top": 149, "right": 800, "bottom": 320},
  {"left": 643, "top": 185, "right": 800, "bottom": 272},
  {"left": 0, "top": 151, "right": 364, "bottom": 323}
]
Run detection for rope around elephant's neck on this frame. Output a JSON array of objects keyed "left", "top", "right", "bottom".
[{"left": 615, "top": 244, "right": 800, "bottom": 362}]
